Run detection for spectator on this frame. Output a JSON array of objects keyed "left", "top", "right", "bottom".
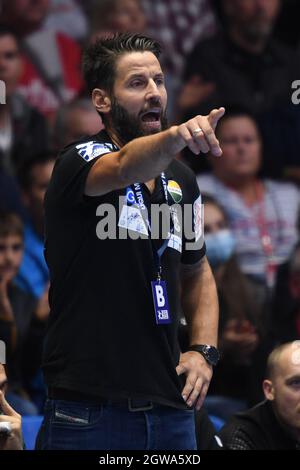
[
  {"left": 45, "top": 0, "right": 88, "bottom": 43},
  {"left": 0, "top": 366, "right": 23, "bottom": 451},
  {"left": 142, "top": 0, "right": 217, "bottom": 120},
  {"left": 90, "top": 0, "right": 146, "bottom": 36},
  {"left": 202, "top": 195, "right": 267, "bottom": 415},
  {"left": 0, "top": 171, "right": 24, "bottom": 219},
  {"left": 2, "top": 0, "right": 84, "bottom": 119},
  {"left": 15, "top": 152, "right": 55, "bottom": 301},
  {"left": 178, "top": 195, "right": 268, "bottom": 415},
  {"left": 180, "top": 0, "right": 300, "bottom": 177},
  {"left": 54, "top": 98, "right": 103, "bottom": 150},
  {"left": 0, "top": 25, "right": 49, "bottom": 174},
  {"left": 220, "top": 342, "right": 300, "bottom": 449},
  {"left": 197, "top": 110, "right": 300, "bottom": 302},
  {"left": 0, "top": 212, "right": 38, "bottom": 415}
]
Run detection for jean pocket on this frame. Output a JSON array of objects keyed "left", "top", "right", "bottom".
[{"left": 52, "top": 400, "right": 102, "bottom": 427}]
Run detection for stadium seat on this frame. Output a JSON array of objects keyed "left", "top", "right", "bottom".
[
  {"left": 209, "top": 414, "right": 225, "bottom": 432},
  {"left": 22, "top": 415, "right": 43, "bottom": 450}
]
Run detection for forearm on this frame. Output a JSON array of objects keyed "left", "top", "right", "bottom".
[
  {"left": 118, "top": 125, "right": 185, "bottom": 184},
  {"left": 181, "top": 257, "right": 219, "bottom": 346}
]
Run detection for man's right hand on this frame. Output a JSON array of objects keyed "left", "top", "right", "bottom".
[
  {"left": 0, "top": 390, "right": 23, "bottom": 450},
  {"left": 172, "top": 107, "right": 225, "bottom": 156}
]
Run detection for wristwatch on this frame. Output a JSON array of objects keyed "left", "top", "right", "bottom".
[{"left": 187, "top": 344, "right": 220, "bottom": 366}]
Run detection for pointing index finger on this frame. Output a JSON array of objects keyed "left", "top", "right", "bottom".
[{"left": 209, "top": 107, "right": 225, "bottom": 131}]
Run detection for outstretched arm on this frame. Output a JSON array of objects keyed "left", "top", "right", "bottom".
[{"left": 85, "top": 108, "right": 225, "bottom": 196}]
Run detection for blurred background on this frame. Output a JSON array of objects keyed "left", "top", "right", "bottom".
[{"left": 0, "top": 0, "right": 300, "bottom": 429}]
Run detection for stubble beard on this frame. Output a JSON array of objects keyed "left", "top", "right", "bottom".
[{"left": 109, "top": 97, "right": 169, "bottom": 145}]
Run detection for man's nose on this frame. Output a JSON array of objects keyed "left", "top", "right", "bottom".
[{"left": 145, "top": 79, "right": 161, "bottom": 101}]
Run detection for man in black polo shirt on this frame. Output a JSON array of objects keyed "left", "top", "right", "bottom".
[
  {"left": 220, "top": 342, "right": 300, "bottom": 450},
  {"left": 37, "top": 33, "right": 224, "bottom": 450}
]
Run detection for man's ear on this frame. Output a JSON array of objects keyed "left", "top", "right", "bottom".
[
  {"left": 263, "top": 379, "right": 275, "bottom": 401},
  {"left": 92, "top": 88, "right": 111, "bottom": 115}
]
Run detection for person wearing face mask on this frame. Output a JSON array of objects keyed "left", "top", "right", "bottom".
[
  {"left": 197, "top": 109, "right": 300, "bottom": 308},
  {"left": 201, "top": 195, "right": 268, "bottom": 419},
  {"left": 204, "top": 221, "right": 235, "bottom": 270}
]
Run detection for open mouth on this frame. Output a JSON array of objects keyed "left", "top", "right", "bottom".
[{"left": 141, "top": 110, "right": 161, "bottom": 123}]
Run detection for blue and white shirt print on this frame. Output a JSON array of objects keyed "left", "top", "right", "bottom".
[{"left": 76, "top": 141, "right": 115, "bottom": 162}]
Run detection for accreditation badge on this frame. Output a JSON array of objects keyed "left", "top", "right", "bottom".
[{"left": 151, "top": 280, "right": 172, "bottom": 325}]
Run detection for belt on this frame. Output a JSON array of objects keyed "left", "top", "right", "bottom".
[{"left": 48, "top": 387, "right": 154, "bottom": 412}]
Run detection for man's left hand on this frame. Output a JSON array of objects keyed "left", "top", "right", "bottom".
[{"left": 176, "top": 351, "right": 213, "bottom": 411}]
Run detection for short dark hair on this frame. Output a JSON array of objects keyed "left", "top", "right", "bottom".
[
  {"left": 17, "top": 151, "right": 56, "bottom": 190},
  {"left": 0, "top": 24, "right": 19, "bottom": 47},
  {"left": 215, "top": 105, "right": 259, "bottom": 138},
  {"left": 0, "top": 212, "right": 23, "bottom": 239},
  {"left": 82, "top": 33, "right": 161, "bottom": 95},
  {"left": 202, "top": 194, "right": 228, "bottom": 218}
]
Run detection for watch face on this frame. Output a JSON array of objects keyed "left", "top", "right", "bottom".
[
  {"left": 204, "top": 345, "right": 220, "bottom": 366},
  {"left": 188, "top": 344, "right": 220, "bottom": 366}
]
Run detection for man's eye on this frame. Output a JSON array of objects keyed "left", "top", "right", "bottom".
[
  {"left": 156, "top": 78, "right": 164, "bottom": 86},
  {"left": 289, "top": 379, "right": 300, "bottom": 387},
  {"left": 131, "top": 81, "right": 143, "bottom": 87}
]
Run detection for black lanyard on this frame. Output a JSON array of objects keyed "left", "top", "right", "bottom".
[{"left": 131, "top": 173, "right": 173, "bottom": 280}]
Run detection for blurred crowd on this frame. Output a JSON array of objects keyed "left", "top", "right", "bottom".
[{"left": 0, "top": 0, "right": 300, "bottom": 429}]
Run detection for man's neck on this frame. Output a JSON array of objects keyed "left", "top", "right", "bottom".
[
  {"left": 229, "top": 27, "right": 267, "bottom": 55},
  {"left": 105, "top": 125, "right": 124, "bottom": 150},
  {"left": 145, "top": 179, "right": 155, "bottom": 193}
]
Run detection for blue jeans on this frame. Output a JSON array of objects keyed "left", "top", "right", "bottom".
[{"left": 35, "top": 399, "right": 197, "bottom": 450}]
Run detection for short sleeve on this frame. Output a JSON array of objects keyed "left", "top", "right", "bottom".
[{"left": 46, "top": 140, "right": 115, "bottom": 209}]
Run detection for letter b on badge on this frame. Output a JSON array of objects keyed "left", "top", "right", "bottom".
[
  {"left": 151, "top": 280, "right": 171, "bottom": 325},
  {"left": 155, "top": 285, "right": 165, "bottom": 307}
]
